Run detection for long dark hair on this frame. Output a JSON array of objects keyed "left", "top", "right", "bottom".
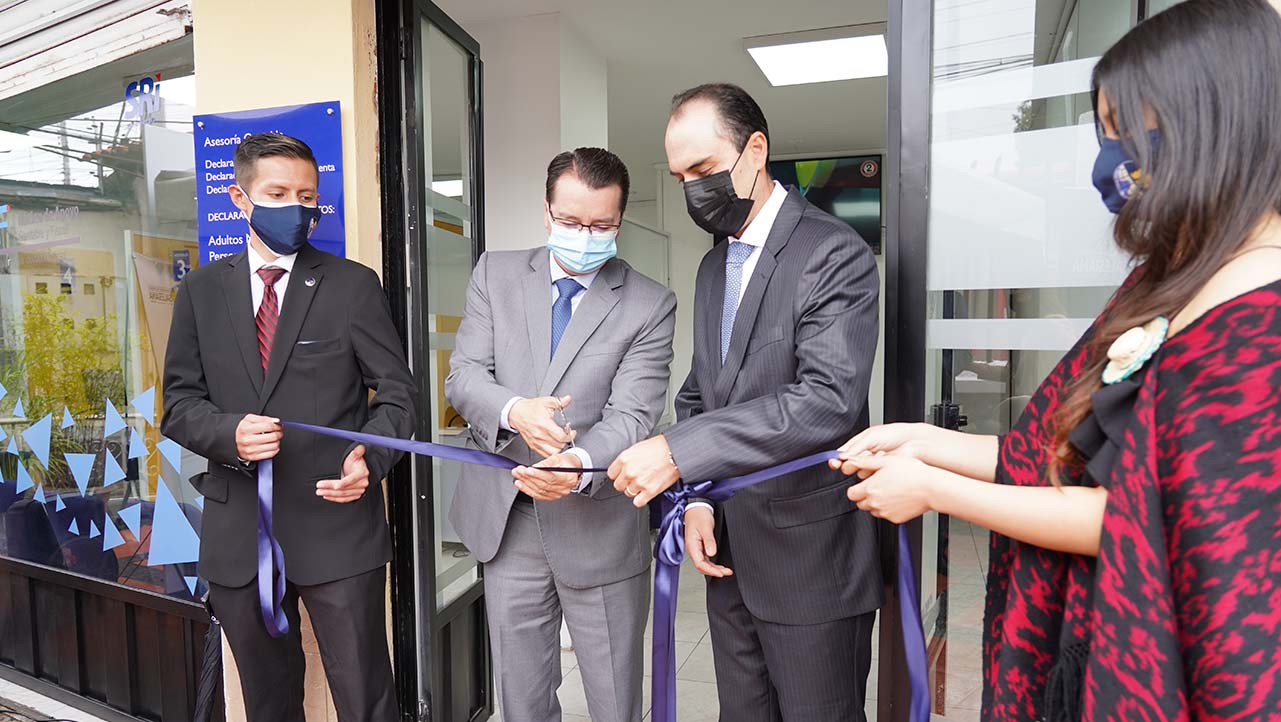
[{"left": 1052, "top": 0, "right": 1281, "bottom": 481}]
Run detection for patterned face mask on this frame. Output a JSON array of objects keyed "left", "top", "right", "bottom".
[{"left": 1091, "top": 130, "right": 1160, "bottom": 214}]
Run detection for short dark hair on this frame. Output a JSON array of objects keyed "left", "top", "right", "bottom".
[
  {"left": 670, "top": 83, "right": 770, "bottom": 159},
  {"left": 545, "top": 147, "right": 630, "bottom": 215},
  {"left": 234, "top": 132, "right": 319, "bottom": 189}
]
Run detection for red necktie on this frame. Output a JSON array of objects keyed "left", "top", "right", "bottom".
[{"left": 256, "top": 266, "right": 286, "bottom": 375}]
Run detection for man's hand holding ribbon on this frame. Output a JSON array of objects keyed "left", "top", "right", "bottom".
[{"left": 607, "top": 433, "right": 681, "bottom": 507}]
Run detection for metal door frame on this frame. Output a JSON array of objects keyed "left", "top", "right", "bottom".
[{"left": 376, "top": 1, "right": 487, "bottom": 719}]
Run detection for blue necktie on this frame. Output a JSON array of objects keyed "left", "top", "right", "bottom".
[
  {"left": 721, "top": 242, "right": 754, "bottom": 364},
  {"left": 551, "top": 277, "right": 585, "bottom": 358}
]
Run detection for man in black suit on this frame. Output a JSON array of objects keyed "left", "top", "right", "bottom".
[
  {"left": 608, "top": 84, "right": 882, "bottom": 721},
  {"left": 161, "top": 132, "right": 415, "bottom": 722}
]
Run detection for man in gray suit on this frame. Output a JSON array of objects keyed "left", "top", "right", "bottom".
[
  {"left": 446, "top": 147, "right": 676, "bottom": 722},
  {"left": 609, "top": 84, "right": 882, "bottom": 722}
]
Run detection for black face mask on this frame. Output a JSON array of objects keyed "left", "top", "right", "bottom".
[{"left": 683, "top": 147, "right": 760, "bottom": 237}]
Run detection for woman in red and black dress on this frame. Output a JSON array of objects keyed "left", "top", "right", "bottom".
[{"left": 833, "top": 1, "right": 1281, "bottom": 720}]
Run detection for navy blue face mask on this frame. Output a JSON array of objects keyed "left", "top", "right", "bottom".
[
  {"left": 246, "top": 195, "right": 321, "bottom": 256},
  {"left": 1092, "top": 130, "right": 1160, "bottom": 214}
]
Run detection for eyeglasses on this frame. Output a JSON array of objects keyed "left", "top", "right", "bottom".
[{"left": 550, "top": 213, "right": 621, "bottom": 237}]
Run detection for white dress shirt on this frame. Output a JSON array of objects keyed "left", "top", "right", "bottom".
[
  {"left": 727, "top": 180, "right": 787, "bottom": 305},
  {"left": 235, "top": 243, "right": 297, "bottom": 466},
  {"left": 247, "top": 242, "right": 298, "bottom": 316},
  {"left": 499, "top": 250, "right": 603, "bottom": 490},
  {"left": 687, "top": 181, "right": 788, "bottom": 517}
]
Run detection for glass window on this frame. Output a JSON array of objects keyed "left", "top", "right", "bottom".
[
  {"left": 419, "top": 19, "right": 481, "bottom": 611},
  {"left": 919, "top": 2, "right": 1137, "bottom": 720},
  {"left": 0, "top": 43, "right": 205, "bottom": 604}
]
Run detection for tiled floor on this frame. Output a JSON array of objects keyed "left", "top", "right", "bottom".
[
  {"left": 496, "top": 520, "right": 993, "bottom": 722},
  {"left": 926, "top": 519, "right": 990, "bottom": 722}
]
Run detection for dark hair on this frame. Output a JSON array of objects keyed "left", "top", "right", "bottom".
[
  {"left": 670, "top": 83, "right": 770, "bottom": 159},
  {"left": 1052, "top": 0, "right": 1281, "bottom": 482},
  {"left": 233, "top": 132, "right": 319, "bottom": 189},
  {"left": 545, "top": 147, "right": 631, "bottom": 215}
]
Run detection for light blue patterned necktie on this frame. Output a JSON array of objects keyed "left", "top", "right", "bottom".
[
  {"left": 721, "top": 241, "right": 755, "bottom": 365},
  {"left": 551, "top": 277, "right": 585, "bottom": 358}
]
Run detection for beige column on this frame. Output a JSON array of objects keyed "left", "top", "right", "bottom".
[{"left": 190, "top": 2, "right": 386, "bottom": 721}]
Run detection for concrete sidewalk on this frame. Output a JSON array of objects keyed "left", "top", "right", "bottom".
[{"left": 0, "top": 676, "right": 109, "bottom": 722}]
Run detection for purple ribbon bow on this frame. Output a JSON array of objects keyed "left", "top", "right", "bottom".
[{"left": 269, "top": 423, "right": 929, "bottom": 722}]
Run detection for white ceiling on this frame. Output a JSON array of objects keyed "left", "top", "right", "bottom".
[{"left": 434, "top": 0, "right": 889, "bottom": 202}]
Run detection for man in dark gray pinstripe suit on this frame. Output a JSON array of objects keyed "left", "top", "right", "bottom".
[{"left": 609, "top": 84, "right": 882, "bottom": 722}]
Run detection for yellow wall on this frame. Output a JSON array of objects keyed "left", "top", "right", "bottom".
[
  {"left": 191, "top": 2, "right": 385, "bottom": 720},
  {"left": 192, "top": 0, "right": 383, "bottom": 272}
]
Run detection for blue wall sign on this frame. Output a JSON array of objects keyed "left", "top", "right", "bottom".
[{"left": 193, "top": 101, "right": 345, "bottom": 265}]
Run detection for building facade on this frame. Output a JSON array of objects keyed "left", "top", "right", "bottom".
[{"left": 0, "top": 1, "right": 1189, "bottom": 721}]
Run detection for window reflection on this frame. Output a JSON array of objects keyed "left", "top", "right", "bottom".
[{"left": 0, "top": 63, "right": 206, "bottom": 604}]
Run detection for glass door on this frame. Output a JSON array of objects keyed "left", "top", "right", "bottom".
[
  {"left": 381, "top": 1, "right": 489, "bottom": 720},
  {"left": 896, "top": 1, "right": 1148, "bottom": 720}
]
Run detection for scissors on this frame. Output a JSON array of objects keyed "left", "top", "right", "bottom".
[{"left": 553, "top": 398, "right": 578, "bottom": 454}]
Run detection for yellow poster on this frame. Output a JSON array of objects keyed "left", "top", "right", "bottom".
[
  {"left": 434, "top": 314, "right": 467, "bottom": 430},
  {"left": 128, "top": 233, "right": 198, "bottom": 404},
  {"left": 129, "top": 234, "right": 198, "bottom": 496}
]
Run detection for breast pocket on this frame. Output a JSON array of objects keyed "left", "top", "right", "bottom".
[
  {"left": 579, "top": 342, "right": 631, "bottom": 358},
  {"left": 294, "top": 337, "right": 344, "bottom": 356},
  {"left": 744, "top": 328, "right": 786, "bottom": 358}
]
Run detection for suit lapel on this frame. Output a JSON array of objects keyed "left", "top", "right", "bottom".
[
  {"left": 540, "top": 259, "right": 624, "bottom": 396},
  {"left": 522, "top": 251, "right": 553, "bottom": 387},
  {"left": 260, "top": 245, "right": 325, "bottom": 406},
  {"left": 712, "top": 189, "right": 805, "bottom": 405},
  {"left": 699, "top": 241, "right": 728, "bottom": 403},
  {"left": 221, "top": 252, "right": 264, "bottom": 397}
]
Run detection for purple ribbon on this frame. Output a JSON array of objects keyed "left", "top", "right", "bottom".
[
  {"left": 652, "top": 450, "right": 930, "bottom": 722},
  {"left": 282, "top": 421, "right": 605, "bottom": 474},
  {"left": 256, "top": 459, "right": 290, "bottom": 637},
  {"left": 272, "top": 423, "right": 930, "bottom": 721},
  {"left": 253, "top": 419, "right": 604, "bottom": 634},
  {"left": 251, "top": 423, "right": 604, "bottom": 634},
  {"left": 897, "top": 523, "right": 930, "bottom": 722}
]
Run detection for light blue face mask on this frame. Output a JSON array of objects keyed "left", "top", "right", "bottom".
[{"left": 547, "top": 224, "right": 617, "bottom": 274}]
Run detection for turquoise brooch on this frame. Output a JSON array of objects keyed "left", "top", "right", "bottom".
[{"left": 1102, "top": 316, "right": 1169, "bottom": 385}]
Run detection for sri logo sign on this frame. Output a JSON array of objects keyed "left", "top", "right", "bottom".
[{"left": 124, "top": 74, "right": 163, "bottom": 126}]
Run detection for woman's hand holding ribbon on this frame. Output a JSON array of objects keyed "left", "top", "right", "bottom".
[
  {"left": 834, "top": 422, "right": 939, "bottom": 470},
  {"left": 836, "top": 452, "right": 941, "bottom": 524}
]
